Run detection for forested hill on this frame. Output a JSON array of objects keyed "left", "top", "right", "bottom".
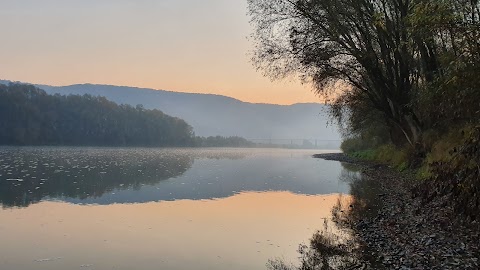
[
  {"left": 0, "top": 83, "right": 195, "bottom": 146},
  {"left": 0, "top": 81, "right": 341, "bottom": 142}
]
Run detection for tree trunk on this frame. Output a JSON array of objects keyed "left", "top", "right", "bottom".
[{"left": 387, "top": 112, "right": 422, "bottom": 148}]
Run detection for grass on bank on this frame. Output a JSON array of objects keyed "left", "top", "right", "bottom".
[
  {"left": 343, "top": 143, "right": 412, "bottom": 172},
  {"left": 342, "top": 125, "right": 480, "bottom": 222},
  {"left": 341, "top": 125, "right": 477, "bottom": 178}
]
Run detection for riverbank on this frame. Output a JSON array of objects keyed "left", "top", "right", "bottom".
[{"left": 315, "top": 153, "right": 480, "bottom": 269}]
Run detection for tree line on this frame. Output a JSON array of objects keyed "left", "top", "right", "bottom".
[
  {"left": 0, "top": 83, "right": 254, "bottom": 148},
  {"left": 0, "top": 83, "right": 194, "bottom": 146}
]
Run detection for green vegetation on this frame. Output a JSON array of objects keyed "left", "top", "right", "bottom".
[
  {"left": 344, "top": 143, "right": 411, "bottom": 172},
  {"left": 249, "top": 0, "right": 480, "bottom": 219}
]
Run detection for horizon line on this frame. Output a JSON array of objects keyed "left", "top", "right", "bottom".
[{"left": 1, "top": 78, "right": 328, "bottom": 106}]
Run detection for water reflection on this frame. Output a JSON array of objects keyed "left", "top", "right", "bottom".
[
  {"left": 0, "top": 148, "right": 357, "bottom": 270},
  {"left": 0, "top": 147, "right": 194, "bottom": 207},
  {"left": 270, "top": 162, "right": 389, "bottom": 270},
  {"left": 0, "top": 147, "right": 349, "bottom": 208}
]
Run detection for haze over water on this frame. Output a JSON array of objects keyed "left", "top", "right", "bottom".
[{"left": 0, "top": 147, "right": 353, "bottom": 270}]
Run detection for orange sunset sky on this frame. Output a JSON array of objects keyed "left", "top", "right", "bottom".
[{"left": 0, "top": 0, "right": 321, "bottom": 105}]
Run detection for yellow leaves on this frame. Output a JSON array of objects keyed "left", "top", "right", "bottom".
[
  {"left": 372, "top": 12, "right": 386, "bottom": 30},
  {"left": 409, "top": 0, "right": 457, "bottom": 30},
  {"left": 445, "top": 75, "right": 459, "bottom": 86}
]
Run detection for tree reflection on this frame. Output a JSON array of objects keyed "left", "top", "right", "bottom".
[
  {"left": 267, "top": 164, "right": 383, "bottom": 270},
  {"left": 0, "top": 148, "right": 194, "bottom": 208}
]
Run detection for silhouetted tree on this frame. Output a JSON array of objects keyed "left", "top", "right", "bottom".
[{"left": 248, "top": 0, "right": 480, "bottom": 147}]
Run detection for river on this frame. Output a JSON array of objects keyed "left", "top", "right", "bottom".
[{"left": 0, "top": 147, "right": 355, "bottom": 270}]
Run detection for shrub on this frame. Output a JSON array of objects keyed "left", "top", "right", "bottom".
[{"left": 420, "top": 126, "right": 480, "bottom": 220}]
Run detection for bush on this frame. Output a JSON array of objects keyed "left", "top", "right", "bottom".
[
  {"left": 417, "top": 125, "right": 475, "bottom": 179},
  {"left": 341, "top": 135, "right": 384, "bottom": 154},
  {"left": 345, "top": 143, "right": 412, "bottom": 172},
  {"left": 375, "top": 144, "right": 412, "bottom": 171},
  {"left": 349, "top": 149, "right": 377, "bottom": 160},
  {"left": 419, "top": 126, "right": 480, "bottom": 220}
]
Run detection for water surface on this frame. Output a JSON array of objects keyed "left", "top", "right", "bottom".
[{"left": 0, "top": 147, "right": 352, "bottom": 270}]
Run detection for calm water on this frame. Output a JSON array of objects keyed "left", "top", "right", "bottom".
[{"left": 0, "top": 147, "right": 353, "bottom": 270}]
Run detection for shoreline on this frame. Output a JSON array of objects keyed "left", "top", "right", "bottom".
[{"left": 314, "top": 153, "right": 480, "bottom": 269}]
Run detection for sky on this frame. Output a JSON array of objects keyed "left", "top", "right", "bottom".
[{"left": 0, "top": 0, "right": 321, "bottom": 105}]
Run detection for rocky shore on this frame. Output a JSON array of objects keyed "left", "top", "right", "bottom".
[{"left": 314, "top": 153, "right": 480, "bottom": 270}]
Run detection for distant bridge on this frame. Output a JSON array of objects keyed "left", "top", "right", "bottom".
[{"left": 246, "top": 138, "right": 342, "bottom": 149}]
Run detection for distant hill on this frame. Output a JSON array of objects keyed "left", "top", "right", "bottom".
[{"left": 0, "top": 80, "right": 341, "bottom": 147}]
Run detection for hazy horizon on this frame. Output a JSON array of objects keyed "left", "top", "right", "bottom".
[
  {"left": 1, "top": 79, "right": 324, "bottom": 106},
  {"left": 0, "top": 0, "right": 321, "bottom": 105}
]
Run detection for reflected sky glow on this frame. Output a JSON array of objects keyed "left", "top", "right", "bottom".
[{"left": 0, "top": 192, "right": 351, "bottom": 270}]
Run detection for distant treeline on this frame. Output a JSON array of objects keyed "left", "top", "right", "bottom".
[{"left": 0, "top": 83, "right": 253, "bottom": 147}]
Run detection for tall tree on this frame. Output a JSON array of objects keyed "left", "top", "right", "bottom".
[{"left": 248, "top": 0, "right": 473, "bottom": 146}]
